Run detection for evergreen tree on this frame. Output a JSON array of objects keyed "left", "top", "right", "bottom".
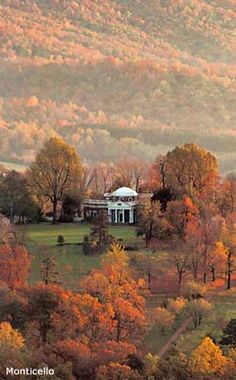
[
  {"left": 40, "top": 258, "right": 61, "bottom": 285},
  {"left": 220, "top": 319, "right": 236, "bottom": 348},
  {"left": 90, "top": 210, "right": 109, "bottom": 246}
]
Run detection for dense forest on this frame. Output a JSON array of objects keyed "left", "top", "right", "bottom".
[{"left": 0, "top": 0, "right": 235, "bottom": 171}]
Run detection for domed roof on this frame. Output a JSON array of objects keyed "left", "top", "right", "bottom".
[{"left": 111, "top": 187, "right": 138, "bottom": 197}]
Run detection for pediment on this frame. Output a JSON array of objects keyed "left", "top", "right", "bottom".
[{"left": 107, "top": 201, "right": 136, "bottom": 208}]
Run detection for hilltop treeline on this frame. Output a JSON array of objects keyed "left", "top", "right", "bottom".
[{"left": 0, "top": 0, "right": 235, "bottom": 171}]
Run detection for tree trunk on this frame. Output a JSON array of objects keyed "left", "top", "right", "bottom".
[
  {"left": 145, "top": 233, "right": 149, "bottom": 248},
  {"left": 220, "top": 267, "right": 223, "bottom": 279},
  {"left": 116, "top": 319, "right": 121, "bottom": 342},
  {"left": 52, "top": 198, "right": 58, "bottom": 223},
  {"left": 146, "top": 224, "right": 152, "bottom": 248},
  {"left": 147, "top": 266, "right": 151, "bottom": 292},
  {"left": 178, "top": 271, "right": 183, "bottom": 296},
  {"left": 211, "top": 266, "right": 215, "bottom": 282},
  {"left": 227, "top": 252, "right": 232, "bottom": 290},
  {"left": 146, "top": 222, "right": 153, "bottom": 248},
  {"left": 10, "top": 203, "right": 14, "bottom": 224},
  {"left": 192, "top": 265, "right": 198, "bottom": 281},
  {"left": 203, "top": 250, "right": 207, "bottom": 284}
]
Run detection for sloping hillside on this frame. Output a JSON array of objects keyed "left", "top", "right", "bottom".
[{"left": 0, "top": 0, "right": 235, "bottom": 171}]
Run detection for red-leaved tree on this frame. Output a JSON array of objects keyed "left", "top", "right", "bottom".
[{"left": 0, "top": 245, "right": 31, "bottom": 289}]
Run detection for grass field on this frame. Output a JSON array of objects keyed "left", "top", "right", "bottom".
[
  {"left": 21, "top": 223, "right": 141, "bottom": 288},
  {"left": 143, "top": 289, "right": 236, "bottom": 355},
  {"left": 177, "top": 289, "right": 236, "bottom": 353},
  {"left": 144, "top": 312, "right": 186, "bottom": 354},
  {"left": 21, "top": 223, "right": 178, "bottom": 292},
  {"left": 22, "top": 223, "right": 138, "bottom": 246}
]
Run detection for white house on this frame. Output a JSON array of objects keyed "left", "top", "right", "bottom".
[{"left": 83, "top": 186, "right": 151, "bottom": 224}]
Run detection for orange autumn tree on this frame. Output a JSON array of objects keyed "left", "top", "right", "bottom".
[
  {"left": 51, "top": 291, "right": 115, "bottom": 342},
  {"left": 185, "top": 205, "right": 225, "bottom": 283},
  {"left": 96, "top": 362, "right": 141, "bottom": 380},
  {"left": 165, "top": 143, "right": 219, "bottom": 198},
  {"left": 26, "top": 95, "right": 39, "bottom": 108},
  {"left": 0, "top": 245, "right": 148, "bottom": 379},
  {"left": 0, "top": 245, "right": 31, "bottom": 288},
  {"left": 81, "top": 243, "right": 148, "bottom": 344},
  {"left": 23, "top": 282, "right": 139, "bottom": 379},
  {"left": 166, "top": 196, "right": 199, "bottom": 241},
  {"left": 23, "top": 284, "right": 111, "bottom": 345}
]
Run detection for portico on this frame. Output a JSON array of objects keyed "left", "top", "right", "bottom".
[
  {"left": 83, "top": 186, "right": 147, "bottom": 224},
  {"left": 106, "top": 187, "right": 138, "bottom": 224},
  {"left": 109, "top": 205, "right": 136, "bottom": 224}
]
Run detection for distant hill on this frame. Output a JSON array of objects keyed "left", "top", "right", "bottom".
[{"left": 0, "top": 0, "right": 235, "bottom": 172}]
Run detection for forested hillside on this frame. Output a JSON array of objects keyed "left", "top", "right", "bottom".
[{"left": 0, "top": 0, "right": 235, "bottom": 171}]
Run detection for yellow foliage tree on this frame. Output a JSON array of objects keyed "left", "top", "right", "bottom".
[
  {"left": 102, "top": 243, "right": 129, "bottom": 270},
  {"left": 28, "top": 137, "right": 82, "bottom": 222},
  {"left": 188, "top": 337, "right": 227, "bottom": 375},
  {"left": 209, "top": 240, "right": 227, "bottom": 282},
  {"left": 0, "top": 322, "right": 24, "bottom": 349},
  {"left": 0, "top": 322, "right": 25, "bottom": 377},
  {"left": 167, "top": 297, "right": 187, "bottom": 315},
  {"left": 165, "top": 143, "right": 218, "bottom": 197}
]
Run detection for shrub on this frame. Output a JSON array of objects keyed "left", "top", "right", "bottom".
[
  {"left": 187, "top": 299, "right": 212, "bottom": 328},
  {"left": 57, "top": 235, "right": 65, "bottom": 246},
  {"left": 220, "top": 319, "right": 236, "bottom": 348},
  {"left": 152, "top": 307, "right": 175, "bottom": 332},
  {"left": 82, "top": 235, "right": 91, "bottom": 255},
  {"left": 183, "top": 281, "right": 206, "bottom": 300},
  {"left": 167, "top": 297, "right": 187, "bottom": 315}
]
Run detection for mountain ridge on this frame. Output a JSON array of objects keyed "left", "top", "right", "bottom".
[{"left": 0, "top": 0, "right": 235, "bottom": 171}]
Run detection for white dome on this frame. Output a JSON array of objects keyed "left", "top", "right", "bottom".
[{"left": 111, "top": 187, "right": 138, "bottom": 197}]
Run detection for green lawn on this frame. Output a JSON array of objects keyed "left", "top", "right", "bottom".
[
  {"left": 21, "top": 223, "right": 140, "bottom": 288},
  {"left": 29, "top": 244, "right": 101, "bottom": 288},
  {"left": 177, "top": 289, "right": 236, "bottom": 353},
  {"left": 143, "top": 289, "right": 236, "bottom": 355},
  {"left": 22, "top": 223, "right": 138, "bottom": 247},
  {"left": 144, "top": 312, "right": 186, "bottom": 354},
  {"left": 22, "top": 223, "right": 91, "bottom": 247}
]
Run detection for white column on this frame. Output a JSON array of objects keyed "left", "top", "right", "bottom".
[
  {"left": 122, "top": 209, "right": 125, "bottom": 223},
  {"left": 115, "top": 209, "right": 118, "bottom": 223},
  {"left": 108, "top": 208, "right": 111, "bottom": 223},
  {"left": 130, "top": 209, "right": 133, "bottom": 223}
]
